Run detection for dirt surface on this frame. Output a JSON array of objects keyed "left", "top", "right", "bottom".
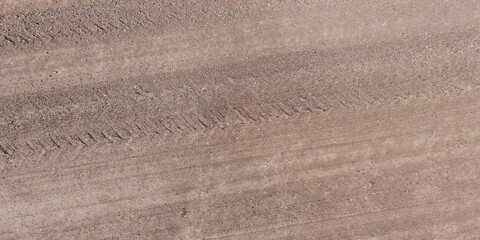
[{"left": 1, "top": 1, "right": 480, "bottom": 239}]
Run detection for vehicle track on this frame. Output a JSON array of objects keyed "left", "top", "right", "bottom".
[
  {"left": 1, "top": 80, "right": 477, "bottom": 159},
  {"left": 0, "top": 0, "right": 309, "bottom": 49}
]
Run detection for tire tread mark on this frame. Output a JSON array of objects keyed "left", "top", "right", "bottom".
[
  {"left": 117, "top": 125, "right": 133, "bottom": 139},
  {"left": 155, "top": 118, "right": 173, "bottom": 134},
  {"left": 172, "top": 115, "right": 190, "bottom": 132},
  {"left": 229, "top": 106, "right": 248, "bottom": 123},
  {"left": 202, "top": 112, "right": 219, "bottom": 126},
  {"left": 218, "top": 106, "right": 236, "bottom": 123},
  {"left": 62, "top": 135, "right": 74, "bottom": 146},
  {"left": 129, "top": 122, "right": 147, "bottom": 137},
  {"left": 265, "top": 102, "right": 281, "bottom": 118},
  {"left": 195, "top": 113, "right": 212, "bottom": 128},
  {"left": 48, "top": 135, "right": 61, "bottom": 149},
  {"left": 182, "top": 115, "right": 198, "bottom": 130},
  {"left": 298, "top": 97, "right": 314, "bottom": 113},
  {"left": 25, "top": 140, "right": 39, "bottom": 154},
  {"left": 100, "top": 130, "right": 114, "bottom": 143},
  {"left": 118, "top": 18, "right": 132, "bottom": 29},
  {"left": 4, "top": 143, "right": 16, "bottom": 156},
  {"left": 202, "top": 113, "right": 218, "bottom": 128},
  {"left": 52, "top": 135, "right": 69, "bottom": 148},
  {"left": 286, "top": 99, "right": 302, "bottom": 114},
  {"left": 133, "top": 122, "right": 149, "bottom": 136},
  {"left": 92, "top": 23, "right": 107, "bottom": 33},
  {"left": 73, "top": 133, "right": 88, "bottom": 146},
  {"left": 169, "top": 116, "right": 185, "bottom": 132},
  {"left": 214, "top": 108, "right": 226, "bottom": 121},
  {"left": 35, "top": 140, "right": 46, "bottom": 151},
  {"left": 142, "top": 118, "right": 162, "bottom": 135},
  {"left": 24, "top": 142, "right": 36, "bottom": 155},
  {"left": 275, "top": 102, "right": 294, "bottom": 116},
  {"left": 239, "top": 106, "right": 258, "bottom": 121},
  {"left": 1, "top": 83, "right": 474, "bottom": 159},
  {"left": 0, "top": 144, "right": 8, "bottom": 155},
  {"left": 103, "top": 128, "right": 121, "bottom": 142},
  {"left": 3, "top": 35, "right": 16, "bottom": 45},
  {"left": 208, "top": 109, "right": 225, "bottom": 124},
  {"left": 85, "top": 131, "right": 98, "bottom": 143},
  {"left": 309, "top": 95, "right": 328, "bottom": 111}
]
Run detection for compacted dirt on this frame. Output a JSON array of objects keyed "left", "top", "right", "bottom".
[{"left": 1, "top": 1, "right": 480, "bottom": 239}]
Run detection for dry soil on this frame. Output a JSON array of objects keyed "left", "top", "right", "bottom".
[{"left": 1, "top": 0, "right": 480, "bottom": 239}]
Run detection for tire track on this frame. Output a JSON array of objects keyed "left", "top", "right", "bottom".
[
  {"left": 32, "top": 158, "right": 480, "bottom": 239},
  {"left": 5, "top": 95, "right": 479, "bottom": 185},
  {"left": 0, "top": 0, "right": 315, "bottom": 50},
  {"left": 0, "top": 81, "right": 477, "bottom": 160},
  {"left": 7, "top": 120, "right": 479, "bottom": 215},
  {"left": 213, "top": 196, "right": 480, "bottom": 240}
]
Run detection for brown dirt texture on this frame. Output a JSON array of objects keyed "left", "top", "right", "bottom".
[{"left": 1, "top": 0, "right": 480, "bottom": 239}]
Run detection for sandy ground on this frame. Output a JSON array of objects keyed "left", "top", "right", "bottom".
[{"left": 1, "top": 0, "right": 480, "bottom": 239}]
